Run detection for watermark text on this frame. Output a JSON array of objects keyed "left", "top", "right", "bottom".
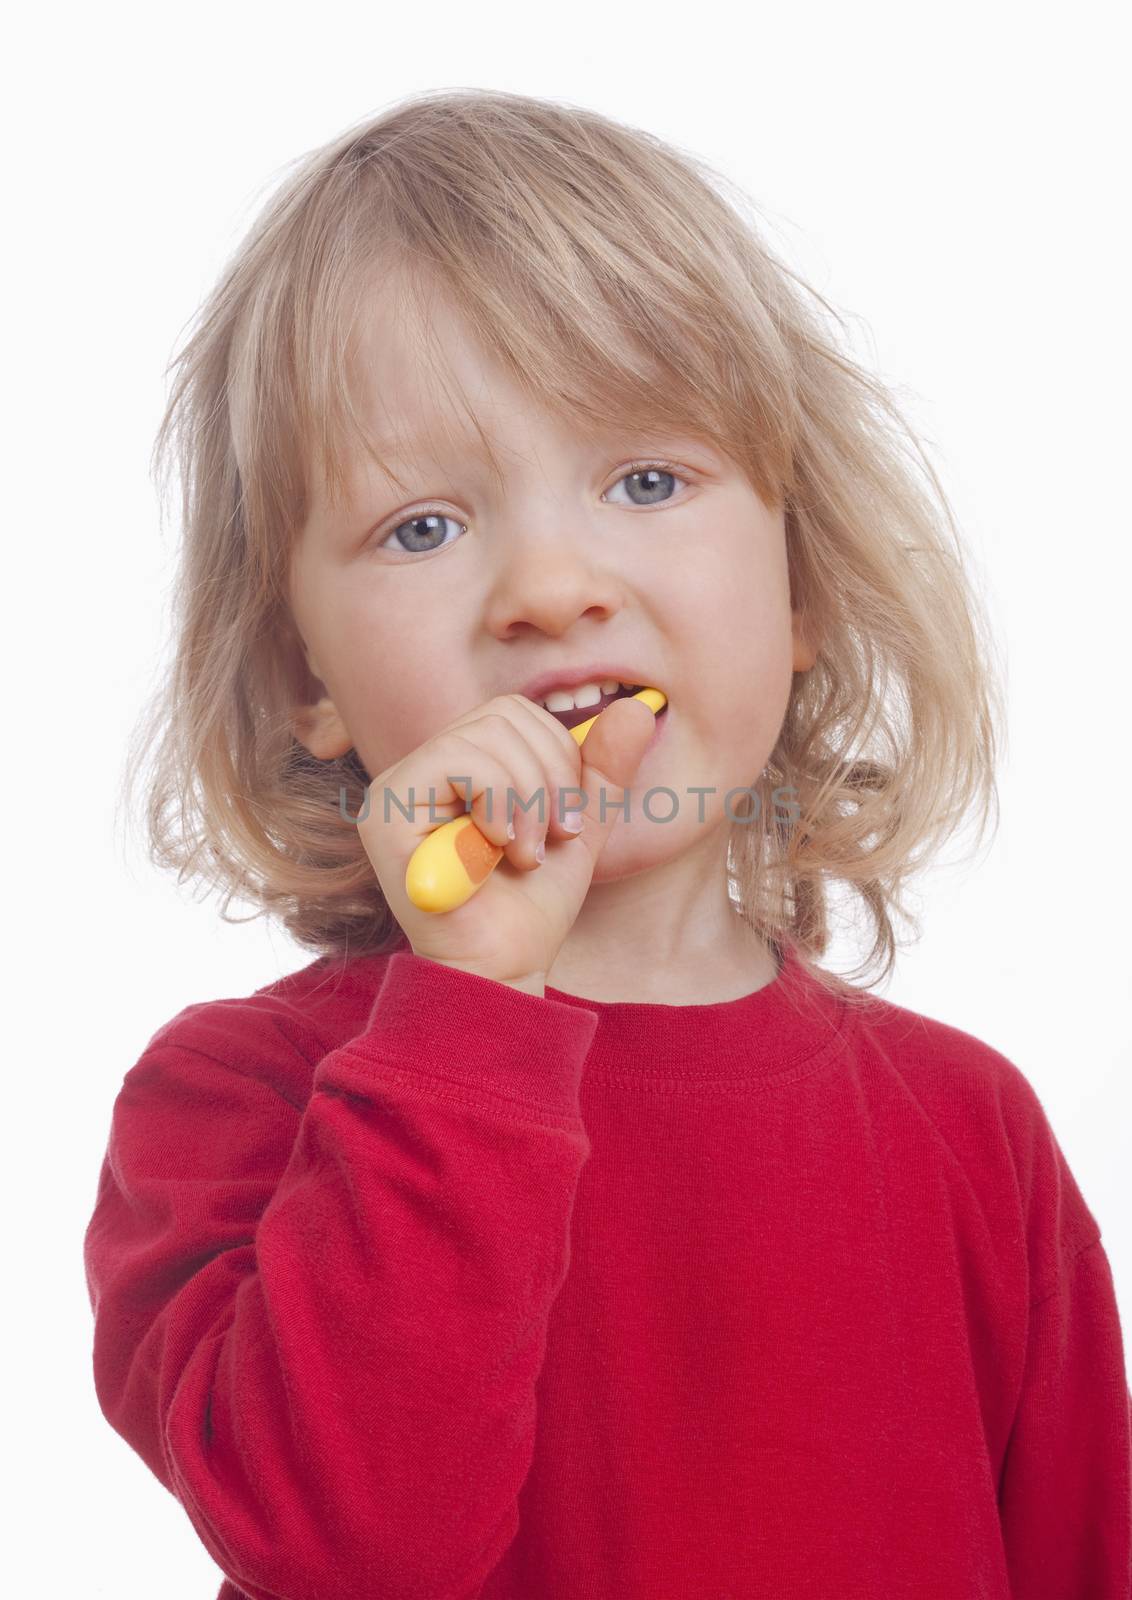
[{"left": 337, "top": 780, "right": 800, "bottom": 828}]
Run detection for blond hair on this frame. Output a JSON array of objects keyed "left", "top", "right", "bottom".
[{"left": 120, "top": 86, "right": 1005, "bottom": 1004}]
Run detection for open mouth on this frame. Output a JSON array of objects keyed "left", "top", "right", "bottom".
[{"left": 544, "top": 683, "right": 644, "bottom": 733}]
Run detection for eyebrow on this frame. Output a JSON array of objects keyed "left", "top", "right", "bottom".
[
  {"left": 368, "top": 429, "right": 489, "bottom": 470},
  {"left": 367, "top": 427, "right": 716, "bottom": 471}
]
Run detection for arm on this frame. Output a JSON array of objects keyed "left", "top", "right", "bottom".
[
  {"left": 83, "top": 952, "right": 599, "bottom": 1600},
  {"left": 997, "top": 1234, "right": 1132, "bottom": 1597}
]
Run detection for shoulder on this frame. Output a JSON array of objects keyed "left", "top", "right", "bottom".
[
  {"left": 847, "top": 986, "right": 1039, "bottom": 1120},
  {"left": 131, "top": 944, "right": 407, "bottom": 1101},
  {"left": 844, "top": 986, "right": 1103, "bottom": 1301},
  {"left": 100, "top": 947, "right": 407, "bottom": 1182}
]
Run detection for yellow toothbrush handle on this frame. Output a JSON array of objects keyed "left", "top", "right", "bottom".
[{"left": 404, "top": 687, "right": 666, "bottom": 912}]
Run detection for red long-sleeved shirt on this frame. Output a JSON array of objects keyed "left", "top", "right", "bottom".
[{"left": 83, "top": 935, "right": 1132, "bottom": 1598}]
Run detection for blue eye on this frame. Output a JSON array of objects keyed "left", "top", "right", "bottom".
[
  {"left": 605, "top": 462, "right": 689, "bottom": 508},
  {"left": 382, "top": 512, "right": 462, "bottom": 556},
  {"left": 376, "top": 460, "right": 691, "bottom": 556}
]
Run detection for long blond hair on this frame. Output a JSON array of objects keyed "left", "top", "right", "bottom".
[{"left": 120, "top": 86, "right": 1005, "bottom": 1004}]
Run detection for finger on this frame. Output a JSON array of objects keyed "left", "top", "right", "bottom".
[
  {"left": 448, "top": 715, "right": 557, "bottom": 871},
  {"left": 569, "top": 693, "right": 658, "bottom": 859},
  {"left": 503, "top": 695, "right": 591, "bottom": 834},
  {"left": 445, "top": 694, "right": 585, "bottom": 841},
  {"left": 371, "top": 735, "right": 523, "bottom": 869}
]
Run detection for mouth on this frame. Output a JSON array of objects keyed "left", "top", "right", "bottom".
[
  {"left": 571, "top": 687, "right": 669, "bottom": 748},
  {"left": 541, "top": 681, "right": 645, "bottom": 733}
]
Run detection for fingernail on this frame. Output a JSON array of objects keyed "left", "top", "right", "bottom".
[
  {"left": 562, "top": 813, "right": 584, "bottom": 833},
  {"left": 506, "top": 821, "right": 516, "bottom": 840},
  {"left": 535, "top": 841, "right": 546, "bottom": 863}
]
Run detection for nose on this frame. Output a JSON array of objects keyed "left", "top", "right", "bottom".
[{"left": 482, "top": 525, "right": 625, "bottom": 639}]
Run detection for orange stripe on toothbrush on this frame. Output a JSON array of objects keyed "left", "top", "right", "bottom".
[{"left": 404, "top": 687, "right": 667, "bottom": 912}]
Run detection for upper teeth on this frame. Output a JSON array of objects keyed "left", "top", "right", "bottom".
[{"left": 539, "top": 678, "right": 638, "bottom": 712}]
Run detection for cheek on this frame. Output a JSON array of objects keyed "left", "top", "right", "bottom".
[
  {"left": 329, "top": 585, "right": 452, "bottom": 736},
  {"left": 348, "top": 656, "right": 477, "bottom": 780},
  {"left": 354, "top": 681, "right": 455, "bottom": 775},
  {"left": 691, "top": 597, "right": 794, "bottom": 711},
  {"left": 674, "top": 534, "right": 792, "bottom": 657},
  {"left": 679, "top": 622, "right": 795, "bottom": 785}
]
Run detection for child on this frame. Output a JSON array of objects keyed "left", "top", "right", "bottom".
[{"left": 84, "top": 87, "right": 1131, "bottom": 1598}]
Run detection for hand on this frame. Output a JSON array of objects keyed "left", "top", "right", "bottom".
[{"left": 358, "top": 693, "right": 659, "bottom": 991}]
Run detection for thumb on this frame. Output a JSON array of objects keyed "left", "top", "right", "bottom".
[{"left": 572, "top": 693, "right": 659, "bottom": 858}]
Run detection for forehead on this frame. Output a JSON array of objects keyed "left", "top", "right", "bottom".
[
  {"left": 348, "top": 281, "right": 577, "bottom": 475},
  {"left": 310, "top": 267, "right": 726, "bottom": 521}
]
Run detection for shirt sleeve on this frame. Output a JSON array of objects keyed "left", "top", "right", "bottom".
[
  {"left": 83, "top": 951, "right": 599, "bottom": 1600},
  {"left": 997, "top": 1232, "right": 1132, "bottom": 1597}
]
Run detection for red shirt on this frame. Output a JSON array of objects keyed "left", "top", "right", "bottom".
[{"left": 83, "top": 937, "right": 1132, "bottom": 1598}]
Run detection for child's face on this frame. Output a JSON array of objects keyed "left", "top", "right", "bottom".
[{"left": 288, "top": 283, "right": 815, "bottom": 887}]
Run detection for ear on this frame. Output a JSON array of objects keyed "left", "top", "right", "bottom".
[
  {"left": 290, "top": 652, "right": 354, "bottom": 761},
  {"left": 291, "top": 693, "right": 353, "bottom": 761},
  {"left": 791, "top": 609, "right": 818, "bottom": 673}
]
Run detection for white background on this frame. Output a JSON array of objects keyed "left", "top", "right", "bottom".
[{"left": 5, "top": 0, "right": 1129, "bottom": 1593}]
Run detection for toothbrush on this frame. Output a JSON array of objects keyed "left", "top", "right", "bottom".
[{"left": 404, "top": 687, "right": 667, "bottom": 912}]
